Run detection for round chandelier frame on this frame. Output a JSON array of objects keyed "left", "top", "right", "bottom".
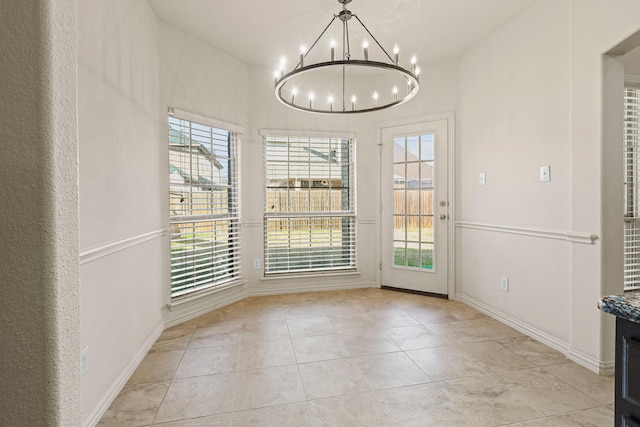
[{"left": 274, "top": 0, "right": 420, "bottom": 114}]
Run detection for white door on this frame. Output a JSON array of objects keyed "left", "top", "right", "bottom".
[{"left": 381, "top": 120, "right": 449, "bottom": 295}]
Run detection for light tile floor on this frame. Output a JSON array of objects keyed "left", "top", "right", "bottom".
[{"left": 98, "top": 288, "right": 614, "bottom": 426}]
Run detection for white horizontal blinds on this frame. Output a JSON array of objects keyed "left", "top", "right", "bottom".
[
  {"left": 169, "top": 116, "right": 240, "bottom": 297},
  {"left": 264, "top": 135, "right": 356, "bottom": 274},
  {"left": 625, "top": 87, "right": 640, "bottom": 290}
]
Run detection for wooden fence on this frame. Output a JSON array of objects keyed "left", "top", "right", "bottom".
[
  {"left": 394, "top": 190, "right": 433, "bottom": 230},
  {"left": 267, "top": 190, "right": 349, "bottom": 231}
]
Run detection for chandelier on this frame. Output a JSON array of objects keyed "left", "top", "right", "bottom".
[{"left": 274, "top": 0, "right": 420, "bottom": 114}]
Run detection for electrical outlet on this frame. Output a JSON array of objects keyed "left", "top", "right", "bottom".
[
  {"left": 252, "top": 258, "right": 261, "bottom": 269},
  {"left": 479, "top": 172, "right": 486, "bottom": 186},
  {"left": 500, "top": 276, "right": 509, "bottom": 292},
  {"left": 80, "top": 346, "right": 89, "bottom": 377}
]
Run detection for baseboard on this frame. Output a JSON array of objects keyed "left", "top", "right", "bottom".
[
  {"left": 82, "top": 322, "right": 164, "bottom": 427},
  {"left": 567, "top": 348, "right": 615, "bottom": 376},
  {"left": 165, "top": 287, "right": 248, "bottom": 329},
  {"left": 249, "top": 280, "right": 376, "bottom": 297},
  {"left": 456, "top": 293, "right": 613, "bottom": 375}
]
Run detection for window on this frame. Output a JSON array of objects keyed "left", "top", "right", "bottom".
[
  {"left": 625, "top": 87, "right": 640, "bottom": 290},
  {"left": 264, "top": 135, "right": 356, "bottom": 274},
  {"left": 169, "top": 115, "right": 240, "bottom": 297}
]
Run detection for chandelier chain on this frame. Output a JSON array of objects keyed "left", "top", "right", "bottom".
[
  {"left": 297, "top": 15, "right": 337, "bottom": 70},
  {"left": 353, "top": 15, "right": 394, "bottom": 64}
]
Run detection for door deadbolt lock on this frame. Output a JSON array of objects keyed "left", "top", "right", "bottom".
[{"left": 439, "top": 201, "right": 448, "bottom": 207}]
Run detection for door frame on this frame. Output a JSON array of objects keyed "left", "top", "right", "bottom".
[{"left": 377, "top": 113, "right": 456, "bottom": 299}]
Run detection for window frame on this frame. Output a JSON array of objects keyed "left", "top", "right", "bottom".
[
  {"left": 168, "top": 109, "right": 242, "bottom": 299},
  {"left": 262, "top": 132, "right": 357, "bottom": 276},
  {"left": 624, "top": 87, "right": 640, "bottom": 291}
]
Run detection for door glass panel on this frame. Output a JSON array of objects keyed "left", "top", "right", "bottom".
[
  {"left": 420, "top": 134, "right": 434, "bottom": 160},
  {"left": 407, "top": 242, "right": 420, "bottom": 268},
  {"left": 406, "top": 216, "right": 420, "bottom": 241},
  {"left": 394, "top": 241, "right": 406, "bottom": 267},
  {"left": 406, "top": 190, "right": 420, "bottom": 215},
  {"left": 421, "top": 190, "right": 433, "bottom": 215},
  {"left": 394, "top": 138, "right": 406, "bottom": 162},
  {"left": 394, "top": 190, "right": 405, "bottom": 214},
  {"left": 420, "top": 161, "right": 434, "bottom": 188},
  {"left": 391, "top": 133, "right": 435, "bottom": 270},
  {"left": 421, "top": 243, "right": 434, "bottom": 269},
  {"left": 394, "top": 215, "right": 406, "bottom": 241},
  {"left": 407, "top": 136, "right": 419, "bottom": 161},
  {"left": 420, "top": 216, "right": 433, "bottom": 243}
]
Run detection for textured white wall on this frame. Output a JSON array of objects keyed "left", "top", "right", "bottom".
[
  {"left": 458, "top": 0, "right": 640, "bottom": 371},
  {"left": 569, "top": 0, "right": 640, "bottom": 366},
  {"left": 0, "top": 0, "right": 80, "bottom": 424},
  {"left": 458, "top": 0, "right": 573, "bottom": 349},
  {"left": 158, "top": 21, "right": 250, "bottom": 130},
  {"left": 623, "top": 45, "right": 640, "bottom": 77},
  {"left": 77, "top": 0, "right": 164, "bottom": 422}
]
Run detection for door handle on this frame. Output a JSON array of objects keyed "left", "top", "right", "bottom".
[{"left": 439, "top": 214, "right": 448, "bottom": 220}]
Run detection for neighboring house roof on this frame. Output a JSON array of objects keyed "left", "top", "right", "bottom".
[
  {"left": 169, "top": 164, "right": 220, "bottom": 190},
  {"left": 393, "top": 141, "right": 433, "bottom": 184},
  {"left": 169, "top": 127, "right": 224, "bottom": 170},
  {"left": 268, "top": 144, "right": 347, "bottom": 180}
]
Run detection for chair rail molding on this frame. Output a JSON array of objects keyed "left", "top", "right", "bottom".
[
  {"left": 79, "top": 228, "right": 169, "bottom": 265},
  {"left": 455, "top": 221, "right": 598, "bottom": 244}
]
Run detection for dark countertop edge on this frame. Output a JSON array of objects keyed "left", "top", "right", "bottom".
[{"left": 598, "top": 294, "right": 640, "bottom": 324}]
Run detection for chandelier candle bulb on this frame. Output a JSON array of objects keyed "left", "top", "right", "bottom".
[
  {"left": 328, "top": 95, "right": 333, "bottom": 111},
  {"left": 393, "top": 45, "right": 399, "bottom": 65},
  {"left": 373, "top": 91, "right": 378, "bottom": 107},
  {"left": 363, "top": 40, "right": 369, "bottom": 60},
  {"left": 331, "top": 40, "right": 336, "bottom": 61},
  {"left": 410, "top": 55, "right": 417, "bottom": 73},
  {"left": 351, "top": 94, "right": 356, "bottom": 111},
  {"left": 393, "top": 86, "right": 398, "bottom": 102},
  {"left": 309, "top": 92, "right": 314, "bottom": 109}
]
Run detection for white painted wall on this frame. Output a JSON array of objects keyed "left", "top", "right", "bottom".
[
  {"left": 623, "top": 44, "right": 640, "bottom": 77},
  {"left": 77, "top": 1, "right": 165, "bottom": 423},
  {"left": 0, "top": 0, "right": 80, "bottom": 424},
  {"left": 569, "top": 0, "right": 640, "bottom": 368},
  {"left": 458, "top": 0, "right": 640, "bottom": 372},
  {"left": 458, "top": 0, "right": 573, "bottom": 350}
]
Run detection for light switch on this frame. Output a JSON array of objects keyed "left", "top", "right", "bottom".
[
  {"left": 540, "top": 165, "right": 550, "bottom": 182},
  {"left": 479, "top": 172, "right": 486, "bottom": 186}
]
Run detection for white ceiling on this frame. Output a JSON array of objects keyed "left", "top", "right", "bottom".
[{"left": 148, "top": 0, "right": 537, "bottom": 69}]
